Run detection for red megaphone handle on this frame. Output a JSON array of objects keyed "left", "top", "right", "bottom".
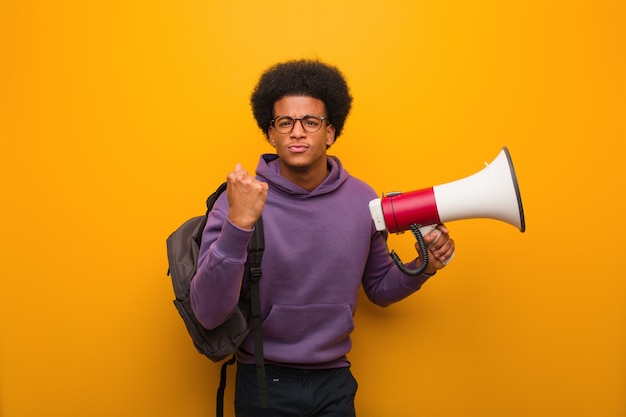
[{"left": 389, "top": 224, "right": 429, "bottom": 277}]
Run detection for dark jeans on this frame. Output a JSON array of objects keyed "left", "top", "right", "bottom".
[{"left": 235, "top": 363, "right": 358, "bottom": 417}]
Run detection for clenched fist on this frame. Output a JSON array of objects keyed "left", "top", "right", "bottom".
[{"left": 226, "top": 163, "right": 268, "bottom": 230}]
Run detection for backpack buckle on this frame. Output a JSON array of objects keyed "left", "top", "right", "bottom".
[{"left": 249, "top": 266, "right": 262, "bottom": 282}]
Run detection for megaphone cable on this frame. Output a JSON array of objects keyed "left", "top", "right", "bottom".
[{"left": 389, "top": 224, "right": 429, "bottom": 277}]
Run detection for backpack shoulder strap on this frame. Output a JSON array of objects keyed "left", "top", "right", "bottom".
[
  {"left": 247, "top": 217, "right": 269, "bottom": 408},
  {"left": 190, "top": 182, "right": 227, "bottom": 250},
  {"left": 206, "top": 182, "right": 227, "bottom": 214}
]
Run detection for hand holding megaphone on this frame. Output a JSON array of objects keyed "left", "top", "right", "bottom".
[
  {"left": 419, "top": 224, "right": 455, "bottom": 265},
  {"left": 370, "top": 147, "right": 525, "bottom": 276}
]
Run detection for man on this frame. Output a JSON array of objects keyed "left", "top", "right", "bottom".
[{"left": 191, "top": 59, "right": 454, "bottom": 416}]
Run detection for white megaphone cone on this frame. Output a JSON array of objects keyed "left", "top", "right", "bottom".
[{"left": 369, "top": 147, "right": 525, "bottom": 275}]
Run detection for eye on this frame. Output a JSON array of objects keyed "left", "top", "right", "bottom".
[
  {"left": 303, "top": 116, "right": 321, "bottom": 127},
  {"left": 276, "top": 117, "right": 294, "bottom": 128}
]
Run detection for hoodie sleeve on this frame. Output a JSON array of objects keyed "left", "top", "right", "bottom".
[
  {"left": 361, "top": 228, "right": 435, "bottom": 307},
  {"left": 190, "top": 194, "right": 253, "bottom": 329}
]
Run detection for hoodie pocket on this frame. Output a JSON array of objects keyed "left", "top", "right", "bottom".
[{"left": 261, "top": 303, "right": 355, "bottom": 364}]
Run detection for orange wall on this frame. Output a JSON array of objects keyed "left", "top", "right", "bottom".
[{"left": 1, "top": 1, "right": 625, "bottom": 416}]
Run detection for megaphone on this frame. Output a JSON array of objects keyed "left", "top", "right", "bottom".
[{"left": 369, "top": 146, "right": 525, "bottom": 275}]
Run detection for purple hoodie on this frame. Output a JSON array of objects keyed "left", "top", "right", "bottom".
[{"left": 191, "top": 154, "right": 432, "bottom": 368}]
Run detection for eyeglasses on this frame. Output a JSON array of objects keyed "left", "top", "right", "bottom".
[{"left": 270, "top": 115, "right": 328, "bottom": 134}]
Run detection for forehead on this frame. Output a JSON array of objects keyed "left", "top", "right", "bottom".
[{"left": 273, "top": 96, "right": 326, "bottom": 116}]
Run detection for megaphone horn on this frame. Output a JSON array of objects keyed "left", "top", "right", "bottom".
[
  {"left": 369, "top": 146, "right": 526, "bottom": 234},
  {"left": 369, "top": 146, "right": 526, "bottom": 276}
]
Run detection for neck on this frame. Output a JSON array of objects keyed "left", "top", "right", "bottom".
[{"left": 279, "top": 160, "right": 330, "bottom": 192}]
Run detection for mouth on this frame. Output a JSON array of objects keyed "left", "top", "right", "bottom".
[{"left": 286, "top": 144, "right": 310, "bottom": 153}]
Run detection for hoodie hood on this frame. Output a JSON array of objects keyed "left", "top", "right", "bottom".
[{"left": 256, "top": 154, "right": 350, "bottom": 198}]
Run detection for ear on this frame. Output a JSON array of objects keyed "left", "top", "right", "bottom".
[
  {"left": 325, "top": 124, "right": 336, "bottom": 147},
  {"left": 268, "top": 128, "right": 276, "bottom": 147}
]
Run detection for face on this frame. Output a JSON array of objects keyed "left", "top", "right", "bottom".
[{"left": 268, "top": 96, "right": 336, "bottom": 184}]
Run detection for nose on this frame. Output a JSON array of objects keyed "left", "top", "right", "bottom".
[{"left": 290, "top": 119, "right": 307, "bottom": 137}]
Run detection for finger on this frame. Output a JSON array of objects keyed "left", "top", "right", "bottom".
[
  {"left": 426, "top": 232, "right": 448, "bottom": 253},
  {"left": 436, "top": 224, "right": 450, "bottom": 234},
  {"left": 228, "top": 164, "right": 250, "bottom": 184},
  {"left": 435, "top": 241, "right": 455, "bottom": 264},
  {"left": 440, "top": 251, "right": 455, "bottom": 266},
  {"left": 235, "top": 164, "right": 249, "bottom": 177},
  {"left": 431, "top": 235, "right": 451, "bottom": 254},
  {"left": 427, "top": 228, "right": 442, "bottom": 246}
]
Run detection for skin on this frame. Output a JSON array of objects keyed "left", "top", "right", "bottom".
[
  {"left": 226, "top": 95, "right": 454, "bottom": 274},
  {"left": 267, "top": 96, "right": 336, "bottom": 192}
]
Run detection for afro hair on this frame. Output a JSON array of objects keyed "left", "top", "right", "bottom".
[{"left": 250, "top": 59, "right": 353, "bottom": 142}]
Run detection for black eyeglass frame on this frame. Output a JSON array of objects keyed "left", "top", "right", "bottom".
[{"left": 270, "top": 115, "right": 329, "bottom": 134}]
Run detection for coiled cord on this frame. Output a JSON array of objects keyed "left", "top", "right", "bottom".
[{"left": 389, "top": 224, "right": 429, "bottom": 277}]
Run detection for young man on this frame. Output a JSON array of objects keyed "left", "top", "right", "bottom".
[{"left": 191, "top": 59, "right": 455, "bottom": 416}]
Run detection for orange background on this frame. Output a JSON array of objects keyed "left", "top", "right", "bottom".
[{"left": 1, "top": 1, "right": 625, "bottom": 416}]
